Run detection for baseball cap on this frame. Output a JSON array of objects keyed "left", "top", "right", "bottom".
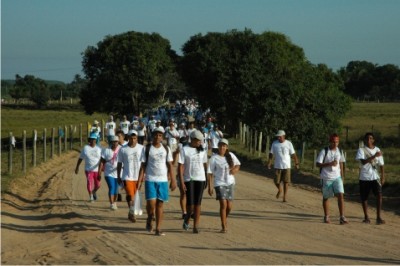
[
  {"left": 218, "top": 138, "right": 229, "bottom": 146},
  {"left": 89, "top": 133, "right": 98, "bottom": 139},
  {"left": 190, "top": 130, "right": 204, "bottom": 141},
  {"left": 275, "top": 130, "right": 286, "bottom": 137},
  {"left": 111, "top": 136, "right": 119, "bottom": 142},
  {"left": 93, "top": 120, "right": 99, "bottom": 125},
  {"left": 128, "top": 129, "right": 138, "bottom": 136},
  {"left": 153, "top": 127, "right": 165, "bottom": 134}
]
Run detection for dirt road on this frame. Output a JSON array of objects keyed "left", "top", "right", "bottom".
[{"left": 2, "top": 150, "right": 400, "bottom": 265}]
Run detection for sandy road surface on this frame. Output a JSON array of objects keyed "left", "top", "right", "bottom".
[{"left": 1, "top": 150, "right": 400, "bottom": 265}]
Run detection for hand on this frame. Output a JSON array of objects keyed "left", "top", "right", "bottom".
[
  {"left": 375, "top": 151, "right": 382, "bottom": 157},
  {"left": 331, "top": 160, "right": 338, "bottom": 167},
  {"left": 75, "top": 168, "right": 79, "bottom": 175},
  {"left": 97, "top": 173, "right": 101, "bottom": 181},
  {"left": 267, "top": 163, "right": 272, "bottom": 170},
  {"left": 208, "top": 187, "right": 213, "bottom": 196},
  {"left": 170, "top": 179, "right": 177, "bottom": 191},
  {"left": 295, "top": 164, "right": 300, "bottom": 170}
]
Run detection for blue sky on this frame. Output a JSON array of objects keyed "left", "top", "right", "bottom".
[{"left": 2, "top": 0, "right": 400, "bottom": 83}]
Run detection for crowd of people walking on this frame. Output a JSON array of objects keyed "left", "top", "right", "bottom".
[{"left": 75, "top": 99, "right": 386, "bottom": 236}]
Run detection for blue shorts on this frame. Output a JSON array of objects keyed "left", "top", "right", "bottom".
[
  {"left": 105, "top": 176, "right": 119, "bottom": 196},
  {"left": 145, "top": 181, "right": 169, "bottom": 202},
  {"left": 322, "top": 178, "right": 344, "bottom": 199}
]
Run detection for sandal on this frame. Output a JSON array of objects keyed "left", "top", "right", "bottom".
[
  {"left": 128, "top": 213, "right": 136, "bottom": 223},
  {"left": 376, "top": 218, "right": 386, "bottom": 225},
  {"left": 340, "top": 216, "right": 349, "bottom": 225},
  {"left": 155, "top": 230, "right": 165, "bottom": 236},
  {"left": 324, "top": 216, "right": 331, "bottom": 224},
  {"left": 220, "top": 229, "right": 227, "bottom": 233},
  {"left": 362, "top": 218, "right": 371, "bottom": 224}
]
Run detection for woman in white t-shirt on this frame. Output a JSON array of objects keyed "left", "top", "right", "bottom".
[
  {"left": 207, "top": 138, "right": 241, "bottom": 233},
  {"left": 179, "top": 130, "right": 208, "bottom": 234},
  {"left": 98, "top": 136, "right": 121, "bottom": 210}
]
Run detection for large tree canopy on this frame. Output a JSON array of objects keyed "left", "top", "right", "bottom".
[
  {"left": 181, "top": 29, "right": 351, "bottom": 146},
  {"left": 81, "top": 31, "right": 180, "bottom": 116},
  {"left": 10, "top": 74, "right": 50, "bottom": 108}
]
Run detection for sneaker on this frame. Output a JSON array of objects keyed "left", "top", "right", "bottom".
[
  {"left": 183, "top": 221, "right": 190, "bottom": 231},
  {"left": 90, "top": 195, "right": 94, "bottom": 202},
  {"left": 111, "top": 203, "right": 118, "bottom": 210},
  {"left": 182, "top": 213, "right": 187, "bottom": 220},
  {"left": 93, "top": 193, "right": 97, "bottom": 201},
  {"left": 376, "top": 218, "right": 386, "bottom": 225},
  {"left": 193, "top": 228, "right": 199, "bottom": 234},
  {"left": 128, "top": 212, "right": 136, "bottom": 223},
  {"left": 340, "top": 216, "right": 349, "bottom": 225}
]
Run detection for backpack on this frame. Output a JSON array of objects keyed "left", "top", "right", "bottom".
[{"left": 319, "top": 146, "right": 344, "bottom": 174}]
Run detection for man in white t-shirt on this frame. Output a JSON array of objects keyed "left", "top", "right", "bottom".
[
  {"left": 209, "top": 124, "right": 223, "bottom": 154},
  {"left": 355, "top": 132, "right": 385, "bottom": 225},
  {"left": 119, "top": 115, "right": 130, "bottom": 135},
  {"left": 105, "top": 115, "right": 116, "bottom": 145},
  {"left": 316, "top": 134, "right": 348, "bottom": 224},
  {"left": 117, "top": 130, "right": 144, "bottom": 222},
  {"left": 75, "top": 133, "right": 102, "bottom": 202},
  {"left": 267, "top": 130, "right": 299, "bottom": 203},
  {"left": 164, "top": 119, "right": 180, "bottom": 164},
  {"left": 139, "top": 127, "right": 177, "bottom": 236}
]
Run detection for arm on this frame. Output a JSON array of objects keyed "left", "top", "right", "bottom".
[
  {"left": 229, "top": 165, "right": 240, "bottom": 175},
  {"left": 117, "top": 162, "right": 123, "bottom": 185},
  {"left": 380, "top": 165, "right": 385, "bottom": 185},
  {"left": 207, "top": 173, "right": 213, "bottom": 196},
  {"left": 97, "top": 158, "right": 106, "bottom": 180},
  {"left": 138, "top": 163, "right": 145, "bottom": 190},
  {"left": 75, "top": 158, "right": 83, "bottom": 174},
  {"left": 291, "top": 153, "right": 300, "bottom": 170},
  {"left": 360, "top": 150, "right": 382, "bottom": 165},
  {"left": 168, "top": 162, "right": 177, "bottom": 191},
  {"left": 178, "top": 163, "right": 186, "bottom": 192},
  {"left": 267, "top": 153, "right": 273, "bottom": 169}
]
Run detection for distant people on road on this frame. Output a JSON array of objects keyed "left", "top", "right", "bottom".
[
  {"left": 207, "top": 138, "right": 241, "bottom": 233},
  {"left": 105, "top": 115, "right": 116, "bottom": 146},
  {"left": 119, "top": 115, "right": 131, "bottom": 135},
  {"left": 316, "top": 134, "right": 349, "bottom": 224},
  {"left": 356, "top": 132, "right": 386, "bottom": 225},
  {"left": 209, "top": 124, "right": 223, "bottom": 154},
  {"left": 139, "top": 127, "right": 177, "bottom": 236},
  {"left": 90, "top": 120, "right": 101, "bottom": 145},
  {"left": 267, "top": 130, "right": 299, "bottom": 202},
  {"left": 164, "top": 119, "right": 180, "bottom": 165},
  {"left": 98, "top": 136, "right": 121, "bottom": 210},
  {"left": 179, "top": 130, "right": 208, "bottom": 234},
  {"left": 74, "top": 133, "right": 102, "bottom": 202}
]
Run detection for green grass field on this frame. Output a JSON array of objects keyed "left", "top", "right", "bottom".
[{"left": 1, "top": 102, "right": 399, "bottom": 191}]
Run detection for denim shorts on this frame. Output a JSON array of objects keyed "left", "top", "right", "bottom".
[
  {"left": 145, "top": 181, "right": 169, "bottom": 202},
  {"left": 215, "top": 184, "right": 235, "bottom": 201},
  {"left": 322, "top": 178, "right": 344, "bottom": 199}
]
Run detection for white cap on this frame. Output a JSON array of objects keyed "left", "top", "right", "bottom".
[
  {"left": 190, "top": 130, "right": 204, "bottom": 141},
  {"left": 275, "top": 130, "right": 286, "bottom": 137},
  {"left": 153, "top": 127, "right": 165, "bottom": 134},
  {"left": 218, "top": 138, "right": 229, "bottom": 145},
  {"left": 128, "top": 129, "right": 138, "bottom": 136}
]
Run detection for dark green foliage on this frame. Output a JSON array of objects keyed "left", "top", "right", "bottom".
[
  {"left": 11, "top": 74, "right": 50, "bottom": 108},
  {"left": 339, "top": 61, "right": 400, "bottom": 101},
  {"left": 81, "top": 31, "right": 181, "bottom": 116},
  {"left": 181, "top": 29, "right": 352, "bottom": 146}
]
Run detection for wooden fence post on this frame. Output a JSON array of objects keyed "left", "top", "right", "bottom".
[
  {"left": 22, "top": 130, "right": 26, "bottom": 174},
  {"left": 239, "top": 121, "right": 242, "bottom": 142},
  {"left": 313, "top": 150, "right": 317, "bottom": 172},
  {"left": 80, "top": 124, "right": 83, "bottom": 148},
  {"left": 9, "top": 132, "right": 13, "bottom": 175},
  {"left": 266, "top": 135, "right": 270, "bottom": 155},
  {"left": 70, "top": 125, "right": 73, "bottom": 150},
  {"left": 258, "top": 131, "right": 263, "bottom": 157},
  {"left": 43, "top": 128, "right": 47, "bottom": 162},
  {"left": 51, "top": 128, "right": 55, "bottom": 159},
  {"left": 32, "top": 130, "right": 37, "bottom": 167},
  {"left": 64, "top": 126, "right": 68, "bottom": 152},
  {"left": 248, "top": 128, "right": 252, "bottom": 153},
  {"left": 242, "top": 124, "right": 246, "bottom": 144},
  {"left": 253, "top": 130, "right": 257, "bottom": 155},
  {"left": 58, "top": 126, "right": 62, "bottom": 156},
  {"left": 301, "top": 142, "right": 306, "bottom": 164}
]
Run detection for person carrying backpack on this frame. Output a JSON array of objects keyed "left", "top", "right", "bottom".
[
  {"left": 316, "top": 133, "right": 349, "bottom": 225},
  {"left": 138, "top": 127, "right": 177, "bottom": 236}
]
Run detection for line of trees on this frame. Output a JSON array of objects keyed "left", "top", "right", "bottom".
[{"left": 3, "top": 29, "right": 400, "bottom": 146}]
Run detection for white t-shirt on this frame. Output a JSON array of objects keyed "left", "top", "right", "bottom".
[
  {"left": 79, "top": 145, "right": 102, "bottom": 171},
  {"left": 101, "top": 146, "right": 121, "bottom": 178},
  {"left": 356, "top": 146, "right": 384, "bottom": 181},
  {"left": 210, "top": 130, "right": 223, "bottom": 149},
  {"left": 165, "top": 127, "right": 179, "bottom": 146},
  {"left": 207, "top": 152, "right": 241, "bottom": 187},
  {"left": 316, "top": 147, "right": 344, "bottom": 180},
  {"left": 178, "top": 146, "right": 208, "bottom": 182},
  {"left": 141, "top": 145, "right": 173, "bottom": 182},
  {"left": 117, "top": 144, "right": 144, "bottom": 181},
  {"left": 148, "top": 119, "right": 157, "bottom": 132},
  {"left": 105, "top": 121, "right": 116, "bottom": 136},
  {"left": 120, "top": 121, "right": 130, "bottom": 134},
  {"left": 137, "top": 125, "right": 146, "bottom": 137},
  {"left": 269, "top": 140, "right": 296, "bottom": 169}
]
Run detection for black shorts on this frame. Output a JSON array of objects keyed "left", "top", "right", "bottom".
[
  {"left": 359, "top": 180, "right": 382, "bottom": 201},
  {"left": 184, "top": 180, "right": 206, "bottom": 206}
]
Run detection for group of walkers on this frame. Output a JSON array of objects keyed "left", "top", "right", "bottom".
[
  {"left": 267, "top": 129, "right": 386, "bottom": 225},
  {"left": 75, "top": 110, "right": 241, "bottom": 236},
  {"left": 75, "top": 109, "right": 387, "bottom": 237}
]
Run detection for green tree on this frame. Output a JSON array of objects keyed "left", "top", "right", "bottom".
[
  {"left": 81, "top": 31, "right": 179, "bottom": 115},
  {"left": 181, "top": 29, "right": 351, "bottom": 145},
  {"left": 12, "top": 74, "right": 50, "bottom": 107}
]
